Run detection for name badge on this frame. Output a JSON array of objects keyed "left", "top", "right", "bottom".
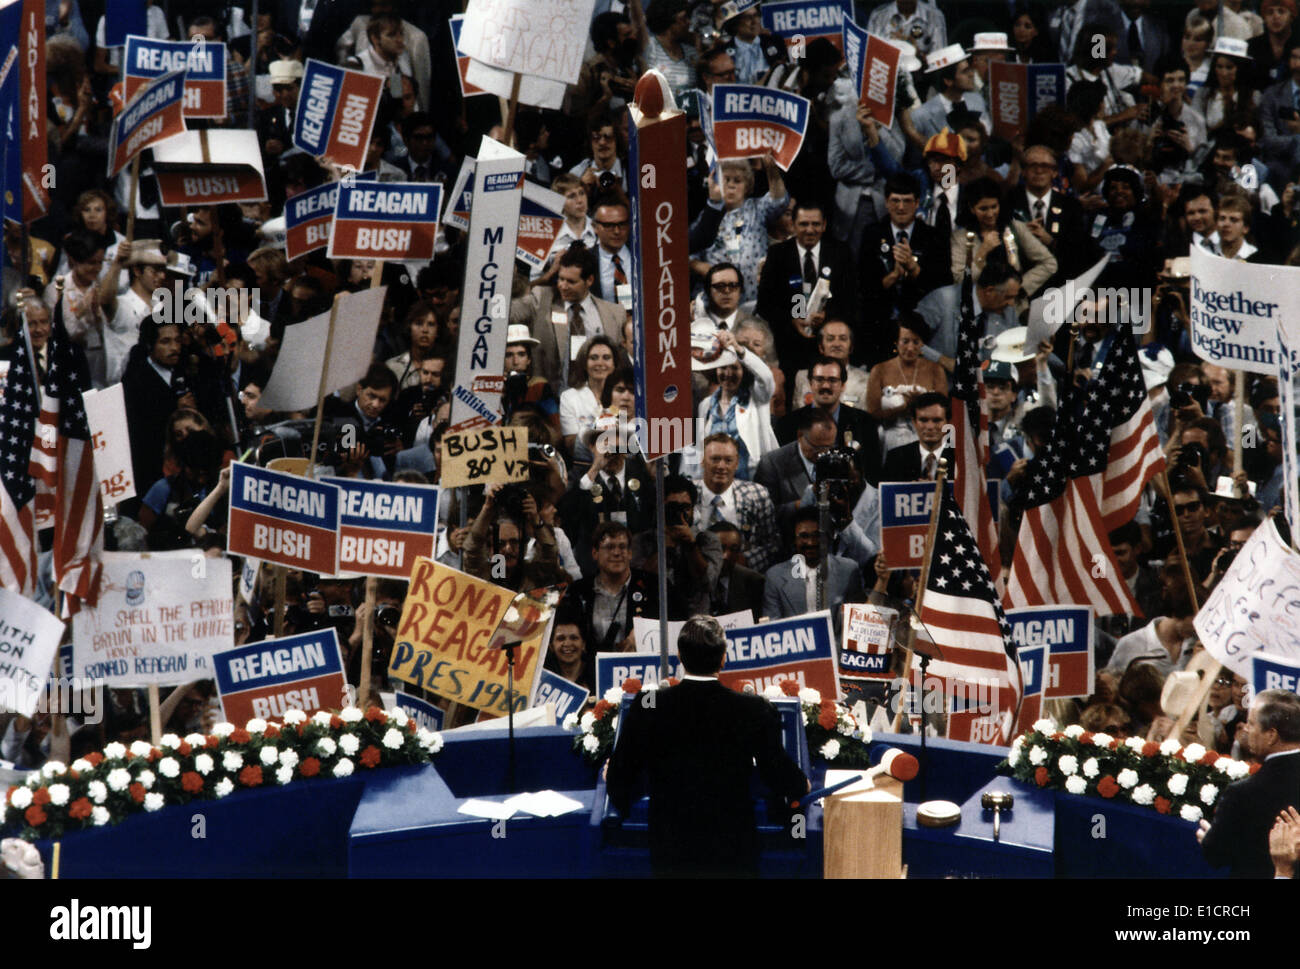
[
  {"left": 551, "top": 309, "right": 567, "bottom": 327},
  {"left": 570, "top": 333, "right": 587, "bottom": 360},
  {"left": 616, "top": 283, "right": 633, "bottom": 309}
]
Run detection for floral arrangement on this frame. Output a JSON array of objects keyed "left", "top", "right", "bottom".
[
  {"left": 3, "top": 706, "right": 444, "bottom": 841},
  {"left": 1001, "top": 719, "right": 1259, "bottom": 823},
  {"left": 565, "top": 678, "right": 678, "bottom": 767},
  {"left": 762, "top": 681, "right": 872, "bottom": 766}
]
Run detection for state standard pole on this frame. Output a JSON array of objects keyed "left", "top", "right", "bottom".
[{"left": 656, "top": 458, "right": 670, "bottom": 680}]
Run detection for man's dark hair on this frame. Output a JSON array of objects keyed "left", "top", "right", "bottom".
[
  {"left": 358, "top": 363, "right": 399, "bottom": 395},
  {"left": 883, "top": 172, "right": 921, "bottom": 199},
  {"left": 590, "top": 10, "right": 630, "bottom": 50},
  {"left": 705, "top": 261, "right": 742, "bottom": 294},
  {"left": 663, "top": 473, "right": 698, "bottom": 505},
  {"left": 811, "top": 355, "right": 847, "bottom": 382},
  {"left": 592, "top": 519, "right": 631, "bottom": 550},
  {"left": 976, "top": 261, "right": 1022, "bottom": 290},
  {"left": 281, "top": 153, "right": 328, "bottom": 190},
  {"left": 793, "top": 505, "right": 821, "bottom": 529},
  {"left": 803, "top": 37, "right": 841, "bottom": 73},
  {"left": 1109, "top": 521, "right": 1143, "bottom": 549},
  {"left": 1254, "top": 689, "right": 1300, "bottom": 742},
  {"left": 1021, "top": 405, "right": 1055, "bottom": 443},
  {"left": 911, "top": 391, "right": 950, "bottom": 418},
  {"left": 676, "top": 615, "right": 728, "bottom": 675},
  {"left": 1065, "top": 78, "right": 1106, "bottom": 122},
  {"left": 1154, "top": 53, "right": 1193, "bottom": 81},
  {"left": 708, "top": 520, "right": 742, "bottom": 539},
  {"left": 1184, "top": 416, "right": 1227, "bottom": 459},
  {"left": 587, "top": 111, "right": 619, "bottom": 137},
  {"left": 646, "top": 0, "right": 689, "bottom": 34},
  {"left": 559, "top": 242, "right": 598, "bottom": 280},
  {"left": 400, "top": 111, "right": 435, "bottom": 141},
  {"left": 592, "top": 191, "right": 630, "bottom": 215},
  {"left": 1178, "top": 182, "right": 1216, "bottom": 212},
  {"left": 793, "top": 199, "right": 826, "bottom": 222},
  {"left": 63, "top": 228, "right": 105, "bottom": 264},
  {"left": 796, "top": 406, "right": 835, "bottom": 435}
]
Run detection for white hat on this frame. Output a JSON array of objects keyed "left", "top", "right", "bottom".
[
  {"left": 971, "top": 32, "right": 1012, "bottom": 52},
  {"left": 990, "top": 326, "right": 1035, "bottom": 364},
  {"left": 1209, "top": 37, "right": 1251, "bottom": 60},
  {"left": 925, "top": 43, "right": 968, "bottom": 73},
  {"left": 505, "top": 323, "right": 539, "bottom": 348},
  {"left": 258, "top": 215, "right": 286, "bottom": 250},
  {"left": 880, "top": 37, "right": 923, "bottom": 73},
  {"left": 1211, "top": 475, "right": 1257, "bottom": 500},
  {"left": 165, "top": 250, "right": 196, "bottom": 277},
  {"left": 1138, "top": 344, "right": 1174, "bottom": 390},
  {"left": 125, "top": 238, "right": 167, "bottom": 267},
  {"left": 690, "top": 319, "right": 737, "bottom": 371},
  {"left": 269, "top": 59, "right": 305, "bottom": 84}
]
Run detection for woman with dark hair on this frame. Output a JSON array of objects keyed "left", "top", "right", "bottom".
[
  {"left": 865, "top": 314, "right": 948, "bottom": 451},
  {"left": 386, "top": 300, "right": 444, "bottom": 390},
  {"left": 139, "top": 428, "right": 226, "bottom": 549},
  {"left": 543, "top": 613, "right": 594, "bottom": 694},
  {"left": 1066, "top": 79, "right": 1113, "bottom": 193},
  {"left": 695, "top": 327, "right": 777, "bottom": 480},
  {"left": 950, "top": 176, "right": 1056, "bottom": 300},
  {"left": 1010, "top": 4, "right": 1056, "bottom": 63},
  {"left": 570, "top": 365, "right": 639, "bottom": 469},
  {"left": 55, "top": 189, "right": 125, "bottom": 285},
  {"left": 1192, "top": 40, "right": 1259, "bottom": 133},
  {"left": 561, "top": 334, "right": 625, "bottom": 455}
]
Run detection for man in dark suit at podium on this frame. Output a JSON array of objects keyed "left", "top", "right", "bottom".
[
  {"left": 881, "top": 392, "right": 955, "bottom": 481},
  {"left": 1199, "top": 689, "right": 1300, "bottom": 877},
  {"left": 606, "top": 616, "right": 810, "bottom": 877}
]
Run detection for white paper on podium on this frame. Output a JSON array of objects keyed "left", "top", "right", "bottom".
[
  {"left": 457, "top": 798, "right": 517, "bottom": 820},
  {"left": 502, "top": 790, "right": 585, "bottom": 817}
]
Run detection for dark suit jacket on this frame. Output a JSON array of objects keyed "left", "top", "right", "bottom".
[
  {"left": 1007, "top": 187, "right": 1091, "bottom": 285},
  {"left": 1114, "top": 14, "right": 1170, "bottom": 74},
  {"left": 714, "top": 563, "right": 766, "bottom": 618},
  {"left": 557, "top": 457, "right": 656, "bottom": 577},
  {"left": 757, "top": 236, "right": 860, "bottom": 382},
  {"left": 881, "top": 442, "right": 957, "bottom": 483},
  {"left": 775, "top": 404, "right": 883, "bottom": 486},
  {"left": 564, "top": 568, "right": 660, "bottom": 655},
  {"left": 256, "top": 105, "right": 293, "bottom": 154},
  {"left": 763, "top": 555, "right": 865, "bottom": 638},
  {"left": 754, "top": 441, "right": 811, "bottom": 528},
  {"left": 606, "top": 678, "right": 808, "bottom": 876},
  {"left": 1200, "top": 750, "right": 1300, "bottom": 877},
  {"left": 858, "top": 219, "right": 950, "bottom": 361},
  {"left": 121, "top": 348, "right": 181, "bottom": 494}
]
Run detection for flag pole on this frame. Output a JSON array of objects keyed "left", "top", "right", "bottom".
[
  {"left": 656, "top": 457, "right": 670, "bottom": 680},
  {"left": 891, "top": 458, "right": 948, "bottom": 732},
  {"left": 1157, "top": 470, "right": 1201, "bottom": 612}
]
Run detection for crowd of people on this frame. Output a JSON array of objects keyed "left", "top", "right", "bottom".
[{"left": 1, "top": 0, "right": 1298, "bottom": 873}]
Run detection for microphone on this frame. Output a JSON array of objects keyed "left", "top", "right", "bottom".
[{"left": 866, "top": 746, "right": 919, "bottom": 783}]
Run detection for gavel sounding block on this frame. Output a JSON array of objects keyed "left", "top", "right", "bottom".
[{"left": 822, "top": 771, "right": 904, "bottom": 879}]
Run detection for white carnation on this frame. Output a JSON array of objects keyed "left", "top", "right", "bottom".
[
  {"left": 382, "top": 728, "right": 404, "bottom": 750},
  {"left": 259, "top": 746, "right": 280, "bottom": 766},
  {"left": 275, "top": 765, "right": 293, "bottom": 785},
  {"left": 315, "top": 737, "right": 337, "bottom": 757},
  {"left": 211, "top": 722, "right": 235, "bottom": 738},
  {"left": 332, "top": 758, "right": 354, "bottom": 778},
  {"left": 103, "top": 742, "right": 127, "bottom": 759},
  {"left": 562, "top": 713, "right": 579, "bottom": 731},
  {"left": 1007, "top": 738, "right": 1023, "bottom": 766},
  {"left": 184, "top": 733, "right": 207, "bottom": 748},
  {"left": 1064, "top": 725, "right": 1085, "bottom": 738},
  {"left": 1125, "top": 736, "right": 1146, "bottom": 752},
  {"left": 340, "top": 707, "right": 364, "bottom": 723},
  {"left": 820, "top": 739, "right": 841, "bottom": 761},
  {"left": 46, "top": 783, "right": 69, "bottom": 806},
  {"left": 579, "top": 712, "right": 595, "bottom": 731},
  {"left": 159, "top": 733, "right": 181, "bottom": 750},
  {"left": 136, "top": 770, "right": 155, "bottom": 790},
  {"left": 643, "top": 680, "right": 661, "bottom": 691},
  {"left": 1031, "top": 718, "right": 1056, "bottom": 734},
  {"left": 838, "top": 718, "right": 855, "bottom": 736},
  {"left": 71, "top": 758, "right": 93, "bottom": 773},
  {"left": 107, "top": 768, "right": 131, "bottom": 792},
  {"left": 1065, "top": 775, "right": 1087, "bottom": 794},
  {"left": 194, "top": 753, "right": 214, "bottom": 776},
  {"left": 245, "top": 718, "right": 268, "bottom": 734},
  {"left": 1082, "top": 757, "right": 1100, "bottom": 779},
  {"left": 419, "top": 730, "right": 443, "bottom": 754},
  {"left": 1132, "top": 784, "right": 1155, "bottom": 805},
  {"left": 1226, "top": 760, "right": 1250, "bottom": 780},
  {"left": 1159, "top": 738, "right": 1182, "bottom": 757},
  {"left": 41, "top": 761, "right": 67, "bottom": 778},
  {"left": 144, "top": 793, "right": 164, "bottom": 812},
  {"left": 312, "top": 711, "right": 334, "bottom": 727},
  {"left": 1182, "top": 743, "right": 1207, "bottom": 763},
  {"left": 92, "top": 806, "right": 110, "bottom": 826},
  {"left": 8, "top": 787, "right": 32, "bottom": 809},
  {"left": 1028, "top": 745, "right": 1047, "bottom": 766},
  {"left": 214, "top": 777, "right": 234, "bottom": 798},
  {"left": 1166, "top": 773, "right": 1189, "bottom": 797},
  {"left": 582, "top": 734, "right": 600, "bottom": 753},
  {"left": 1199, "top": 783, "right": 1219, "bottom": 805},
  {"left": 1117, "top": 768, "right": 1139, "bottom": 789},
  {"left": 282, "top": 709, "right": 307, "bottom": 725},
  {"left": 604, "top": 686, "right": 624, "bottom": 704},
  {"left": 1058, "top": 755, "right": 1079, "bottom": 775},
  {"left": 158, "top": 758, "right": 180, "bottom": 779},
  {"left": 387, "top": 708, "right": 408, "bottom": 727},
  {"left": 798, "top": 688, "right": 822, "bottom": 704},
  {"left": 222, "top": 751, "right": 244, "bottom": 772},
  {"left": 338, "top": 734, "right": 360, "bottom": 756},
  {"left": 762, "top": 684, "right": 784, "bottom": 700},
  {"left": 1180, "top": 804, "right": 1203, "bottom": 823},
  {"left": 1090, "top": 733, "right": 1113, "bottom": 748},
  {"left": 279, "top": 749, "right": 299, "bottom": 768},
  {"left": 129, "top": 741, "right": 154, "bottom": 759},
  {"left": 87, "top": 780, "right": 107, "bottom": 804},
  {"left": 859, "top": 726, "right": 873, "bottom": 745}
]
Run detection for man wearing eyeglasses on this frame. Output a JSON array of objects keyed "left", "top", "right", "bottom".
[
  {"left": 1169, "top": 484, "right": 1225, "bottom": 579},
  {"left": 775, "top": 358, "right": 883, "bottom": 484},
  {"left": 701, "top": 262, "right": 761, "bottom": 331},
  {"left": 569, "top": 113, "right": 628, "bottom": 199},
  {"left": 590, "top": 193, "right": 634, "bottom": 306},
  {"left": 1010, "top": 144, "right": 1088, "bottom": 287},
  {"left": 698, "top": 45, "right": 737, "bottom": 93},
  {"left": 567, "top": 521, "right": 660, "bottom": 654}
]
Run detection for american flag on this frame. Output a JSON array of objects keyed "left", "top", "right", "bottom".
[
  {"left": 917, "top": 485, "right": 1020, "bottom": 744},
  {"left": 38, "top": 289, "right": 103, "bottom": 615},
  {"left": 950, "top": 265, "right": 1000, "bottom": 580},
  {"left": 1004, "top": 320, "right": 1165, "bottom": 615},
  {"left": 0, "top": 304, "right": 41, "bottom": 595}
]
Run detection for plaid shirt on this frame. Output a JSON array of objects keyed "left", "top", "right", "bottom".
[
  {"left": 693, "top": 479, "right": 780, "bottom": 573},
  {"left": 224, "top": 55, "right": 250, "bottom": 127}
]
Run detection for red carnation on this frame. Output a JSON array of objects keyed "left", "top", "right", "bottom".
[
  {"left": 181, "top": 772, "right": 204, "bottom": 794},
  {"left": 24, "top": 805, "right": 47, "bottom": 827},
  {"left": 592, "top": 699, "right": 613, "bottom": 719},
  {"left": 330, "top": 715, "right": 344, "bottom": 730},
  {"left": 129, "top": 783, "right": 146, "bottom": 804},
  {"left": 360, "top": 746, "right": 382, "bottom": 768},
  {"left": 366, "top": 707, "right": 387, "bottom": 723},
  {"left": 31, "top": 787, "right": 51, "bottom": 806},
  {"left": 85, "top": 752, "right": 104, "bottom": 767},
  {"left": 667, "top": 677, "right": 680, "bottom": 686},
  {"left": 1199, "top": 750, "right": 1220, "bottom": 767},
  {"left": 1154, "top": 796, "right": 1171, "bottom": 815},
  {"left": 1035, "top": 767, "right": 1050, "bottom": 786},
  {"left": 818, "top": 707, "right": 838, "bottom": 730},
  {"left": 70, "top": 770, "right": 80, "bottom": 780},
  {"left": 1108, "top": 739, "right": 1119, "bottom": 750},
  {"left": 239, "top": 765, "right": 263, "bottom": 787},
  {"left": 622, "top": 677, "right": 642, "bottom": 695},
  {"left": 263, "top": 724, "right": 281, "bottom": 740},
  {"left": 406, "top": 720, "right": 417, "bottom": 733},
  {"left": 205, "top": 735, "right": 220, "bottom": 748},
  {"left": 147, "top": 748, "right": 160, "bottom": 762},
  {"left": 299, "top": 757, "right": 321, "bottom": 778},
  {"left": 1141, "top": 741, "right": 1161, "bottom": 758},
  {"left": 230, "top": 729, "right": 251, "bottom": 745},
  {"left": 780, "top": 680, "right": 801, "bottom": 697},
  {"left": 1097, "top": 775, "right": 1120, "bottom": 799},
  {"left": 178, "top": 741, "right": 192, "bottom": 756},
  {"left": 1052, "top": 732, "right": 1065, "bottom": 741},
  {"left": 1249, "top": 762, "right": 1262, "bottom": 774},
  {"left": 1079, "top": 731, "right": 1094, "bottom": 745},
  {"left": 68, "top": 798, "right": 93, "bottom": 820}
]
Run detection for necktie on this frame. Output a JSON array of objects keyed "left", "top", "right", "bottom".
[
  {"left": 896, "top": 228, "right": 908, "bottom": 246},
  {"left": 605, "top": 474, "right": 622, "bottom": 507},
  {"left": 710, "top": 494, "right": 725, "bottom": 525},
  {"left": 611, "top": 253, "right": 627, "bottom": 288},
  {"left": 569, "top": 302, "right": 587, "bottom": 335},
  {"left": 1033, "top": 199, "right": 1046, "bottom": 223},
  {"left": 1127, "top": 20, "right": 1142, "bottom": 64},
  {"left": 923, "top": 453, "right": 937, "bottom": 480},
  {"left": 933, "top": 196, "right": 951, "bottom": 237},
  {"left": 802, "top": 249, "right": 816, "bottom": 286},
  {"left": 413, "top": 164, "right": 429, "bottom": 182}
]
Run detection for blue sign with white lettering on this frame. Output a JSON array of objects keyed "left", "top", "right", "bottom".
[
  {"left": 533, "top": 669, "right": 589, "bottom": 720},
  {"left": 1252, "top": 653, "right": 1300, "bottom": 696},
  {"left": 595, "top": 652, "right": 680, "bottom": 699},
  {"left": 392, "top": 689, "right": 445, "bottom": 731}
]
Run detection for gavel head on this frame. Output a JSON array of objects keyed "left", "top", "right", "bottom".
[{"left": 981, "top": 790, "right": 1015, "bottom": 811}]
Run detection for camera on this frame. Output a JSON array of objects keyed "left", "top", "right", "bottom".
[
  {"left": 598, "top": 171, "right": 618, "bottom": 192},
  {"left": 374, "top": 604, "right": 402, "bottom": 629},
  {"left": 1174, "top": 441, "right": 1209, "bottom": 471},
  {"left": 495, "top": 481, "right": 535, "bottom": 525},
  {"left": 664, "top": 500, "right": 693, "bottom": 528},
  {"left": 814, "top": 448, "right": 858, "bottom": 530},
  {"left": 1168, "top": 381, "right": 1209, "bottom": 410}
]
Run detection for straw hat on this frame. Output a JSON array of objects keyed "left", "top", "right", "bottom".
[{"left": 925, "top": 43, "right": 968, "bottom": 73}]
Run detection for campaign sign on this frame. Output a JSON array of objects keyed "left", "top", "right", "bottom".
[
  {"left": 1011, "top": 644, "right": 1047, "bottom": 737},
  {"left": 212, "top": 628, "right": 347, "bottom": 724},
  {"left": 107, "top": 68, "right": 187, "bottom": 176},
  {"left": 1188, "top": 246, "right": 1300, "bottom": 376},
  {"left": 286, "top": 180, "right": 341, "bottom": 261},
  {"left": 840, "top": 603, "right": 896, "bottom": 682},
  {"left": 843, "top": 22, "right": 900, "bottom": 127},
  {"left": 392, "top": 689, "right": 445, "bottom": 730},
  {"left": 990, "top": 62, "right": 1065, "bottom": 140},
  {"left": 533, "top": 669, "right": 588, "bottom": 720},
  {"left": 227, "top": 462, "right": 341, "bottom": 575},
  {"left": 595, "top": 652, "right": 680, "bottom": 698},
  {"left": 720, "top": 612, "right": 840, "bottom": 699},
  {"left": 322, "top": 477, "right": 439, "bottom": 579},
  {"left": 880, "top": 481, "right": 937, "bottom": 570},
  {"left": 627, "top": 92, "right": 695, "bottom": 460},
  {"left": 711, "top": 84, "right": 810, "bottom": 171},
  {"left": 516, "top": 191, "right": 567, "bottom": 269},
  {"left": 442, "top": 158, "right": 475, "bottom": 232},
  {"left": 328, "top": 181, "right": 441, "bottom": 261},
  {"left": 293, "top": 59, "right": 384, "bottom": 172},
  {"left": 448, "top": 14, "right": 487, "bottom": 97},
  {"left": 762, "top": 0, "right": 852, "bottom": 52},
  {"left": 1252, "top": 653, "right": 1300, "bottom": 696},
  {"left": 124, "top": 36, "right": 227, "bottom": 118},
  {"left": 1006, "top": 605, "right": 1093, "bottom": 699},
  {"left": 0, "top": 588, "right": 65, "bottom": 717}
]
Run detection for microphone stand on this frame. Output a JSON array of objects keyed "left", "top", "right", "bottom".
[{"left": 502, "top": 639, "right": 522, "bottom": 793}]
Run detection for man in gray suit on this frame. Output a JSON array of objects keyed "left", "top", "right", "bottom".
[
  {"left": 509, "top": 244, "right": 625, "bottom": 396},
  {"left": 755, "top": 407, "right": 836, "bottom": 535},
  {"left": 915, "top": 262, "right": 1022, "bottom": 373},
  {"left": 762, "top": 507, "right": 865, "bottom": 638}
]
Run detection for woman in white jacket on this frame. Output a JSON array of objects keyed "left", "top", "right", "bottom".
[{"left": 695, "top": 327, "right": 778, "bottom": 481}]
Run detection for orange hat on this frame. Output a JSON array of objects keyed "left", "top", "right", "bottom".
[{"left": 924, "top": 128, "right": 967, "bottom": 162}]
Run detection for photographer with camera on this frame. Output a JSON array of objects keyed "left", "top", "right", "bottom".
[
  {"left": 762, "top": 507, "right": 866, "bottom": 639},
  {"left": 321, "top": 364, "right": 404, "bottom": 479},
  {"left": 463, "top": 479, "right": 566, "bottom": 592},
  {"left": 346, "top": 578, "right": 406, "bottom": 707},
  {"left": 634, "top": 475, "right": 724, "bottom": 620},
  {"left": 566, "top": 522, "right": 658, "bottom": 656}
]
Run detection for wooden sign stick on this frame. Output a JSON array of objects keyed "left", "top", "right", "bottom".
[
  {"left": 370, "top": 257, "right": 384, "bottom": 288},
  {"left": 1233, "top": 368, "right": 1244, "bottom": 477},
  {"left": 147, "top": 684, "right": 162, "bottom": 744},
  {"left": 891, "top": 460, "right": 948, "bottom": 732},
  {"left": 306, "top": 292, "right": 343, "bottom": 480},
  {"left": 125, "top": 155, "right": 141, "bottom": 244},
  {"left": 1157, "top": 471, "right": 1201, "bottom": 611},
  {"left": 359, "top": 578, "right": 377, "bottom": 709},
  {"left": 504, "top": 71, "right": 522, "bottom": 148},
  {"left": 272, "top": 565, "right": 287, "bottom": 637}
]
